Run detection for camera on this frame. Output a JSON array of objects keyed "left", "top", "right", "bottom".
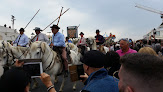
[
  {"left": 23, "top": 62, "right": 43, "bottom": 78},
  {"left": 69, "top": 64, "right": 84, "bottom": 82},
  {"left": 18, "top": 59, "right": 43, "bottom": 78}
]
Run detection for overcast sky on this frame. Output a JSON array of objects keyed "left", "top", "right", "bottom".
[{"left": 0, "top": 0, "right": 163, "bottom": 41}]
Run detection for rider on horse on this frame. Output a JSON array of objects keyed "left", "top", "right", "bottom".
[
  {"left": 49, "top": 24, "right": 68, "bottom": 77},
  {"left": 77, "top": 32, "right": 87, "bottom": 56}
]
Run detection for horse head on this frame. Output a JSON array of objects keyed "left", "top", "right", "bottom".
[
  {"left": 86, "top": 37, "right": 97, "bottom": 50},
  {"left": 66, "top": 42, "right": 78, "bottom": 54},
  {"left": 29, "top": 41, "right": 57, "bottom": 62},
  {"left": 29, "top": 41, "right": 45, "bottom": 59},
  {"left": 0, "top": 40, "right": 15, "bottom": 66}
]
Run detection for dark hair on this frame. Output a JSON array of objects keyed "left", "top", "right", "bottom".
[
  {"left": 105, "top": 51, "right": 120, "bottom": 77},
  {"left": 142, "top": 39, "right": 147, "bottom": 44},
  {"left": 66, "top": 37, "right": 69, "bottom": 39},
  {"left": 121, "top": 53, "right": 163, "bottom": 86},
  {"left": 105, "top": 51, "right": 120, "bottom": 68},
  {"left": 0, "top": 67, "right": 31, "bottom": 92}
]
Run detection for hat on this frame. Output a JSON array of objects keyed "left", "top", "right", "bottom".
[
  {"left": 79, "top": 32, "right": 84, "bottom": 35},
  {"left": 96, "top": 29, "right": 100, "bottom": 33},
  {"left": 33, "top": 27, "right": 42, "bottom": 31},
  {"left": 0, "top": 67, "right": 31, "bottom": 92},
  {"left": 80, "top": 50, "right": 105, "bottom": 68},
  {"left": 50, "top": 24, "right": 60, "bottom": 29},
  {"left": 19, "top": 28, "right": 24, "bottom": 32}
]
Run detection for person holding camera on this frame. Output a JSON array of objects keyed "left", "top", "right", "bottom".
[
  {"left": 80, "top": 50, "right": 119, "bottom": 92},
  {"left": 0, "top": 60, "right": 56, "bottom": 92}
]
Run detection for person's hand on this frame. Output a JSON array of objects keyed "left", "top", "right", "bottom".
[
  {"left": 80, "top": 73, "right": 88, "bottom": 83},
  {"left": 50, "top": 43, "right": 54, "bottom": 47},
  {"left": 11, "top": 42, "right": 13, "bottom": 46},
  {"left": 14, "top": 59, "right": 24, "bottom": 67},
  {"left": 40, "top": 73, "right": 53, "bottom": 88}
]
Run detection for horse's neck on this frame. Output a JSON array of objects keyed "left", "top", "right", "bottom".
[
  {"left": 91, "top": 40, "right": 97, "bottom": 50},
  {"left": 42, "top": 46, "right": 57, "bottom": 63}
]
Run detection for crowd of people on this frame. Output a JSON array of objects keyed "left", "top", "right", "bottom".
[{"left": 1, "top": 24, "right": 163, "bottom": 92}]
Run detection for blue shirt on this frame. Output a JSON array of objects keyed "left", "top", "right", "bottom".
[
  {"left": 68, "top": 40, "right": 72, "bottom": 43},
  {"left": 13, "top": 34, "right": 29, "bottom": 47},
  {"left": 82, "top": 68, "right": 119, "bottom": 92},
  {"left": 51, "top": 32, "right": 66, "bottom": 47}
]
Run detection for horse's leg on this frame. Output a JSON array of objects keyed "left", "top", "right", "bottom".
[
  {"left": 73, "top": 81, "right": 77, "bottom": 90},
  {"left": 32, "top": 78, "right": 38, "bottom": 89},
  {"left": 59, "top": 75, "right": 65, "bottom": 92}
]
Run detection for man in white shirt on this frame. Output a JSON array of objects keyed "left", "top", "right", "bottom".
[
  {"left": 12, "top": 28, "right": 29, "bottom": 47},
  {"left": 77, "top": 32, "right": 87, "bottom": 55},
  {"left": 32, "top": 27, "right": 49, "bottom": 44}
]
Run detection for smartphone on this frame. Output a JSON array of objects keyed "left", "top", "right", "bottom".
[
  {"left": 69, "top": 64, "right": 84, "bottom": 82},
  {"left": 77, "top": 64, "right": 84, "bottom": 80},
  {"left": 23, "top": 62, "right": 43, "bottom": 78}
]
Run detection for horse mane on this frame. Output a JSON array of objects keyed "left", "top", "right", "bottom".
[
  {"left": 92, "top": 40, "right": 97, "bottom": 50},
  {"left": 66, "top": 43, "right": 75, "bottom": 49},
  {"left": 87, "top": 37, "right": 97, "bottom": 50}
]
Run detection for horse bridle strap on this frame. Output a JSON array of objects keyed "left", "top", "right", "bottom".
[{"left": 45, "top": 51, "right": 55, "bottom": 71}]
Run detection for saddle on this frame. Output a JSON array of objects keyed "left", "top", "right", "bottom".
[
  {"left": 53, "top": 46, "right": 64, "bottom": 61},
  {"left": 78, "top": 45, "right": 86, "bottom": 56},
  {"left": 53, "top": 46, "right": 72, "bottom": 64}
]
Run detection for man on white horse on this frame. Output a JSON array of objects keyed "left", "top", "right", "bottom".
[
  {"left": 95, "top": 29, "right": 105, "bottom": 52},
  {"left": 11, "top": 28, "right": 29, "bottom": 47},
  {"left": 31, "top": 27, "right": 50, "bottom": 44},
  {"left": 49, "top": 24, "right": 68, "bottom": 77},
  {"left": 77, "top": 32, "right": 87, "bottom": 56},
  {"left": 65, "top": 37, "right": 72, "bottom": 43}
]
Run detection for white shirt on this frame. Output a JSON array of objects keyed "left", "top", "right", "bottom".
[
  {"left": 32, "top": 33, "right": 50, "bottom": 44},
  {"left": 77, "top": 37, "right": 86, "bottom": 46}
]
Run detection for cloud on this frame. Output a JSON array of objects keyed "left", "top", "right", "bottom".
[{"left": 0, "top": 0, "right": 163, "bottom": 41}]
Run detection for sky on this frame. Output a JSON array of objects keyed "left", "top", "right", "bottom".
[{"left": 0, "top": 0, "right": 163, "bottom": 41}]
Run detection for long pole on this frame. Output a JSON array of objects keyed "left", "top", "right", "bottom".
[
  {"left": 57, "top": 7, "right": 64, "bottom": 26},
  {"left": 24, "top": 9, "right": 40, "bottom": 29},
  {"left": 30, "top": 8, "right": 70, "bottom": 43},
  {"left": 43, "top": 8, "right": 70, "bottom": 31}
]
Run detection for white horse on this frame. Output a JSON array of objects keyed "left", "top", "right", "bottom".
[
  {"left": 71, "top": 38, "right": 79, "bottom": 45},
  {"left": 65, "top": 42, "right": 78, "bottom": 54},
  {"left": 0, "top": 40, "right": 30, "bottom": 77},
  {"left": 0, "top": 43, "right": 4, "bottom": 77},
  {"left": 86, "top": 37, "right": 97, "bottom": 50},
  {"left": 86, "top": 37, "right": 109, "bottom": 53},
  {"left": 29, "top": 41, "right": 81, "bottom": 91}
]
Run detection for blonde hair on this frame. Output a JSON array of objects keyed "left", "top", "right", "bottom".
[{"left": 138, "top": 47, "right": 157, "bottom": 56}]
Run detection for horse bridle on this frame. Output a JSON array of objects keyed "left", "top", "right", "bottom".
[
  {"left": 1, "top": 41, "right": 30, "bottom": 66},
  {"left": 1, "top": 41, "right": 13, "bottom": 67},
  {"left": 38, "top": 42, "right": 55, "bottom": 71}
]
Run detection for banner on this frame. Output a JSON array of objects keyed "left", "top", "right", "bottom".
[{"left": 67, "top": 26, "right": 78, "bottom": 38}]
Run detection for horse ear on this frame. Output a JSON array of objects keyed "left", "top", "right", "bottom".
[
  {"left": 41, "top": 42, "right": 46, "bottom": 53},
  {"left": 7, "top": 42, "right": 12, "bottom": 50}
]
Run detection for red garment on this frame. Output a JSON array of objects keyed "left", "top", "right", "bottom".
[
  {"left": 80, "top": 38, "right": 82, "bottom": 43},
  {"left": 36, "top": 36, "right": 38, "bottom": 41}
]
